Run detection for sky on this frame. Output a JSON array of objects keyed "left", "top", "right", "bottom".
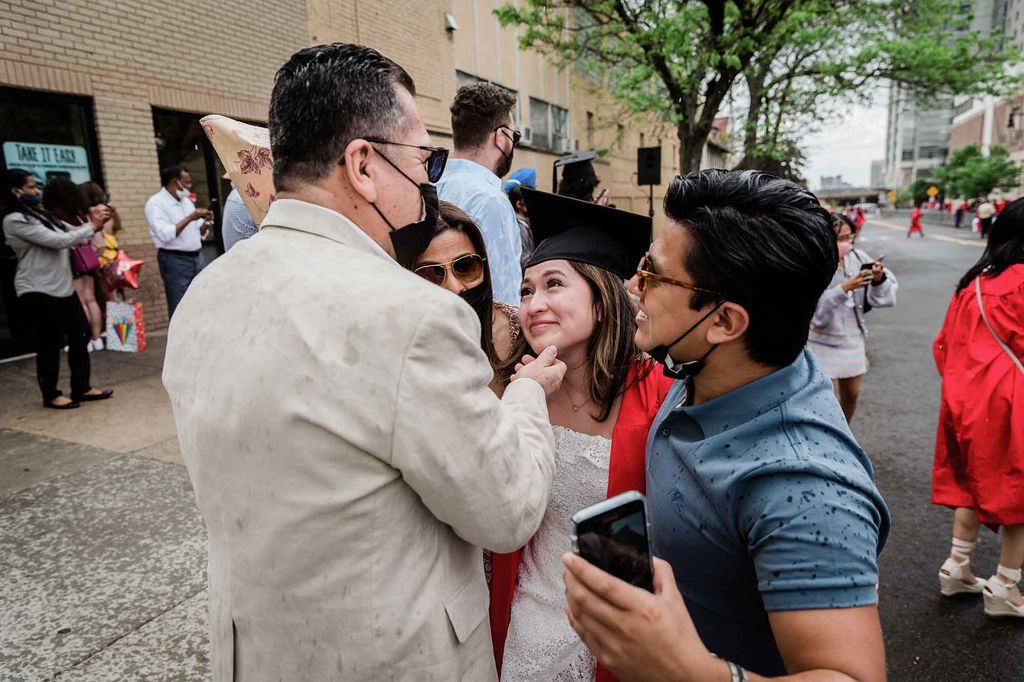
[{"left": 802, "top": 103, "right": 888, "bottom": 190}]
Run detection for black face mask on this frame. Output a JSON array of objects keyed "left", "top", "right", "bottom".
[
  {"left": 459, "top": 283, "right": 491, "bottom": 317},
  {"left": 369, "top": 152, "right": 439, "bottom": 268},
  {"left": 647, "top": 301, "right": 725, "bottom": 381},
  {"left": 497, "top": 147, "right": 514, "bottom": 179}
]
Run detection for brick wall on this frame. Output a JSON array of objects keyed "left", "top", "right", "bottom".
[
  {"left": 2, "top": 0, "right": 690, "bottom": 332},
  {"left": 1, "top": 0, "right": 308, "bottom": 328},
  {"left": 948, "top": 111, "right": 984, "bottom": 154}
]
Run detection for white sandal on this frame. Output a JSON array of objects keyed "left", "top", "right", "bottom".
[
  {"left": 983, "top": 566, "right": 1024, "bottom": 618},
  {"left": 939, "top": 556, "right": 986, "bottom": 596}
]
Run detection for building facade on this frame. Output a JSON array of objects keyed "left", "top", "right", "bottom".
[
  {"left": 882, "top": 1, "right": 1014, "bottom": 189},
  {"left": 0, "top": 0, "right": 699, "bottom": 360},
  {"left": 947, "top": 0, "right": 1024, "bottom": 194},
  {"left": 883, "top": 84, "right": 955, "bottom": 188}
]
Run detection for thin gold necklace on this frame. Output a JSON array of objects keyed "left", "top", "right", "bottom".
[{"left": 562, "top": 384, "right": 588, "bottom": 413}]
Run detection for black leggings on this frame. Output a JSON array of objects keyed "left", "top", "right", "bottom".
[{"left": 20, "top": 292, "right": 92, "bottom": 402}]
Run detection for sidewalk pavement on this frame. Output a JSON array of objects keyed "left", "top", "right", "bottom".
[{"left": 0, "top": 333, "right": 211, "bottom": 681}]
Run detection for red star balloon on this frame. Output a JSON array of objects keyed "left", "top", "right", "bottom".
[{"left": 103, "top": 250, "right": 145, "bottom": 289}]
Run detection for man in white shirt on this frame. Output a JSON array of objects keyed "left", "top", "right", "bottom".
[
  {"left": 145, "top": 165, "right": 212, "bottom": 318},
  {"left": 437, "top": 83, "right": 522, "bottom": 304}
]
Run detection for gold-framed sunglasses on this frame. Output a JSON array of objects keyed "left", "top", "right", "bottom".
[
  {"left": 414, "top": 254, "right": 486, "bottom": 287},
  {"left": 635, "top": 253, "right": 720, "bottom": 296}
]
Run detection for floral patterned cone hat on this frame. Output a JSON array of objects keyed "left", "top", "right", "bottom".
[{"left": 200, "top": 114, "right": 275, "bottom": 225}]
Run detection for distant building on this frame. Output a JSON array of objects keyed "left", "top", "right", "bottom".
[
  {"left": 948, "top": 0, "right": 1024, "bottom": 195},
  {"left": 820, "top": 175, "right": 853, "bottom": 190},
  {"left": 870, "top": 159, "right": 886, "bottom": 188}
]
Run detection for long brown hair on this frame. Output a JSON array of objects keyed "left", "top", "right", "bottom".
[
  {"left": 81, "top": 181, "right": 121, "bottom": 234},
  {"left": 499, "top": 261, "right": 646, "bottom": 422}
]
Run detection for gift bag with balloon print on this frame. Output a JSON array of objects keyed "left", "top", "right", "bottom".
[{"left": 105, "top": 300, "right": 147, "bottom": 353}]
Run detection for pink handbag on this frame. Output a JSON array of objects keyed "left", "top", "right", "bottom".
[{"left": 70, "top": 242, "right": 100, "bottom": 277}]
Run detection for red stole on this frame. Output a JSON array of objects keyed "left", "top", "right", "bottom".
[{"left": 489, "top": 360, "right": 672, "bottom": 682}]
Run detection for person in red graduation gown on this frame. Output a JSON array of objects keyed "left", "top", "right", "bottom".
[{"left": 932, "top": 198, "right": 1024, "bottom": 618}]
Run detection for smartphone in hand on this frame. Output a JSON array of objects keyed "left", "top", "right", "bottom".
[{"left": 570, "top": 491, "right": 655, "bottom": 591}]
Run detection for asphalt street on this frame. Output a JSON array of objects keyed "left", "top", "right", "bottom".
[{"left": 853, "top": 217, "right": 1024, "bottom": 680}]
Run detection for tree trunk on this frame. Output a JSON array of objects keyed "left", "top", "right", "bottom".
[
  {"left": 678, "top": 120, "right": 712, "bottom": 175},
  {"left": 743, "top": 71, "right": 766, "bottom": 159}
]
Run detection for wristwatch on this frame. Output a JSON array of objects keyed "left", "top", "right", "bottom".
[{"left": 727, "top": 661, "right": 750, "bottom": 682}]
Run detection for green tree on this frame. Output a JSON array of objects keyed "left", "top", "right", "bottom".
[
  {"left": 735, "top": 0, "right": 1021, "bottom": 174},
  {"left": 496, "top": 1, "right": 1022, "bottom": 175},
  {"left": 908, "top": 178, "right": 940, "bottom": 206},
  {"left": 935, "top": 144, "right": 1021, "bottom": 199}
]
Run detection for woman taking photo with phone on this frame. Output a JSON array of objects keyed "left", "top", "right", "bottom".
[
  {"left": 2, "top": 170, "right": 113, "bottom": 409},
  {"left": 489, "top": 190, "right": 671, "bottom": 682},
  {"left": 808, "top": 213, "right": 897, "bottom": 422}
]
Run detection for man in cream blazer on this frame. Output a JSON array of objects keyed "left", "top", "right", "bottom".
[{"left": 163, "top": 44, "right": 563, "bottom": 680}]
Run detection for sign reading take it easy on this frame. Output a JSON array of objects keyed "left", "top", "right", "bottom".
[{"left": 2, "top": 141, "right": 91, "bottom": 184}]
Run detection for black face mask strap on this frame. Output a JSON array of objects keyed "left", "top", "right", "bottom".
[
  {"left": 369, "top": 149, "right": 423, "bottom": 233},
  {"left": 666, "top": 299, "right": 725, "bottom": 351},
  {"left": 369, "top": 201, "right": 397, "bottom": 232}
]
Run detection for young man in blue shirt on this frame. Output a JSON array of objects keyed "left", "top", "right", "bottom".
[
  {"left": 563, "top": 170, "right": 890, "bottom": 681},
  {"left": 437, "top": 83, "right": 523, "bottom": 304}
]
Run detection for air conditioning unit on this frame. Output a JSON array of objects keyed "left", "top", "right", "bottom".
[
  {"left": 521, "top": 126, "right": 534, "bottom": 146},
  {"left": 565, "top": 138, "right": 580, "bottom": 153}
]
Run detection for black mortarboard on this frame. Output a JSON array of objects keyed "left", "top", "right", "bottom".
[
  {"left": 560, "top": 158, "right": 598, "bottom": 185},
  {"left": 522, "top": 188, "right": 651, "bottom": 280},
  {"left": 553, "top": 150, "right": 600, "bottom": 197}
]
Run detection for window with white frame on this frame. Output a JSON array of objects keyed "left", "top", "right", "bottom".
[{"left": 528, "top": 97, "right": 570, "bottom": 152}]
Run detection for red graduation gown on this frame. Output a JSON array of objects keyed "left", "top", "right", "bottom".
[
  {"left": 489, "top": 360, "right": 673, "bottom": 681},
  {"left": 932, "top": 264, "right": 1024, "bottom": 526}
]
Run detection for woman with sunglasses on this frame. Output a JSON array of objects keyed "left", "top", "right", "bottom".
[
  {"left": 489, "top": 189, "right": 671, "bottom": 682},
  {"left": 808, "top": 213, "right": 897, "bottom": 422},
  {"left": 411, "top": 201, "right": 519, "bottom": 394}
]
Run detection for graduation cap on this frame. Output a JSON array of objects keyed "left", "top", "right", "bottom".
[
  {"left": 553, "top": 150, "right": 599, "bottom": 197},
  {"left": 522, "top": 188, "right": 651, "bottom": 280}
]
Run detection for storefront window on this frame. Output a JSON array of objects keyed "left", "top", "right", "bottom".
[{"left": 0, "top": 88, "right": 102, "bottom": 359}]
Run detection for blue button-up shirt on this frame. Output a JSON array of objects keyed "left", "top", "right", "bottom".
[
  {"left": 221, "top": 188, "right": 259, "bottom": 252},
  {"left": 646, "top": 348, "right": 890, "bottom": 676},
  {"left": 437, "top": 158, "right": 522, "bottom": 304}
]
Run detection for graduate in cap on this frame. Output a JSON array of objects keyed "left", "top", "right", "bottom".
[
  {"left": 557, "top": 156, "right": 609, "bottom": 205},
  {"left": 490, "top": 189, "right": 672, "bottom": 682}
]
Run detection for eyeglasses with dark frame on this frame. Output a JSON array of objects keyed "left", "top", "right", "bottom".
[
  {"left": 635, "top": 253, "right": 720, "bottom": 296},
  {"left": 359, "top": 137, "right": 450, "bottom": 183},
  {"left": 414, "top": 254, "right": 486, "bottom": 287},
  {"left": 494, "top": 125, "right": 522, "bottom": 146}
]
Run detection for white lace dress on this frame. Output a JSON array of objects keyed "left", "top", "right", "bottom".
[{"left": 501, "top": 426, "right": 612, "bottom": 681}]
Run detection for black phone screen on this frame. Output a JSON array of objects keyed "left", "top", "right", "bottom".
[
  {"left": 575, "top": 500, "right": 654, "bottom": 591},
  {"left": 860, "top": 262, "right": 875, "bottom": 271}
]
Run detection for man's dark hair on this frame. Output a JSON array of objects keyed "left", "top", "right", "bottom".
[
  {"left": 42, "top": 177, "right": 89, "bottom": 219},
  {"left": 507, "top": 185, "right": 524, "bottom": 210},
  {"left": 160, "top": 165, "right": 185, "bottom": 187},
  {"left": 664, "top": 170, "right": 836, "bottom": 368},
  {"left": 269, "top": 43, "right": 416, "bottom": 190},
  {"left": 449, "top": 83, "right": 517, "bottom": 150}
]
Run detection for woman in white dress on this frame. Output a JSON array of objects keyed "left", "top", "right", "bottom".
[{"left": 491, "top": 190, "right": 671, "bottom": 682}]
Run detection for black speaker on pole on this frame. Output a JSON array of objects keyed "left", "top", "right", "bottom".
[{"left": 637, "top": 146, "right": 661, "bottom": 186}]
